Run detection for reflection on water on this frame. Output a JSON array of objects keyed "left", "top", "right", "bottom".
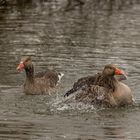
[
  {"left": 0, "top": 0, "right": 140, "bottom": 139},
  {"left": 103, "top": 125, "right": 126, "bottom": 139},
  {"left": 0, "top": 119, "right": 45, "bottom": 140}
]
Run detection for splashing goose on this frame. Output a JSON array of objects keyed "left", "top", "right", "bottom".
[{"left": 64, "top": 64, "right": 133, "bottom": 107}]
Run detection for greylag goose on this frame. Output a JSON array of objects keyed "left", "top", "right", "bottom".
[
  {"left": 16, "top": 56, "right": 63, "bottom": 95},
  {"left": 64, "top": 64, "right": 133, "bottom": 107}
]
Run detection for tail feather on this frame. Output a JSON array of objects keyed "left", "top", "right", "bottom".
[{"left": 57, "top": 72, "right": 64, "bottom": 83}]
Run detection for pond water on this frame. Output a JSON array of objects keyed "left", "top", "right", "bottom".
[{"left": 0, "top": 0, "right": 140, "bottom": 139}]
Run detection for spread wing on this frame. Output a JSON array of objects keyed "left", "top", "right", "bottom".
[{"left": 64, "top": 73, "right": 100, "bottom": 97}]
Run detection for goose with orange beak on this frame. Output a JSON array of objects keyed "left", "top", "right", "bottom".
[
  {"left": 16, "top": 56, "right": 64, "bottom": 95},
  {"left": 64, "top": 64, "right": 133, "bottom": 107}
]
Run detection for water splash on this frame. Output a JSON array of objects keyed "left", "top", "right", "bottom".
[{"left": 49, "top": 94, "right": 98, "bottom": 113}]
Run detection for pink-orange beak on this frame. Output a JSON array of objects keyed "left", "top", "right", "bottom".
[
  {"left": 115, "top": 68, "right": 124, "bottom": 75},
  {"left": 16, "top": 62, "right": 24, "bottom": 72},
  {"left": 115, "top": 68, "right": 127, "bottom": 79}
]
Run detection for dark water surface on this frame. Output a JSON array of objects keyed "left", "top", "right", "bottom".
[{"left": 0, "top": 0, "right": 140, "bottom": 139}]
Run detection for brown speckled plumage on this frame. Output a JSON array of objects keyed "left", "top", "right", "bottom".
[{"left": 64, "top": 64, "right": 133, "bottom": 107}]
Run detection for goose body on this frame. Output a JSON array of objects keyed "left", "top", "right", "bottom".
[
  {"left": 64, "top": 64, "right": 133, "bottom": 107},
  {"left": 17, "top": 56, "right": 63, "bottom": 95}
]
